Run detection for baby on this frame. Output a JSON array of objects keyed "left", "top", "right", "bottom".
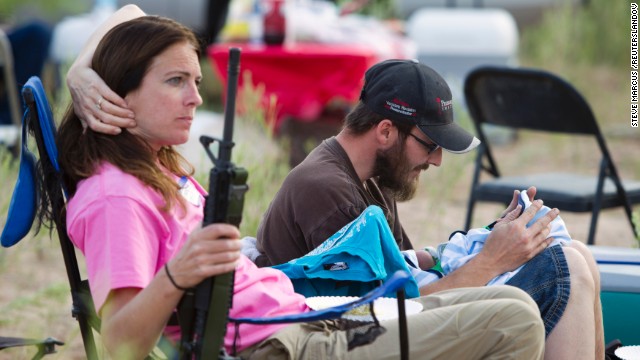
[{"left": 404, "top": 191, "right": 572, "bottom": 287}]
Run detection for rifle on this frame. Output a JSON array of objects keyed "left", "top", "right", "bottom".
[{"left": 177, "top": 47, "right": 249, "bottom": 360}]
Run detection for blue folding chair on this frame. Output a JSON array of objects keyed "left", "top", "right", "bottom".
[
  {"left": 1, "top": 76, "right": 97, "bottom": 359},
  {"left": 1, "top": 76, "right": 413, "bottom": 360}
]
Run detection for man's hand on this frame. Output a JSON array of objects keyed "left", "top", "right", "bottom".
[
  {"left": 67, "top": 65, "right": 136, "bottom": 134},
  {"left": 475, "top": 199, "right": 559, "bottom": 278},
  {"left": 498, "top": 186, "right": 537, "bottom": 220}
]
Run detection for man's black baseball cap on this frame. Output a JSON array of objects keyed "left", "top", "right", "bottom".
[{"left": 360, "top": 59, "right": 480, "bottom": 153}]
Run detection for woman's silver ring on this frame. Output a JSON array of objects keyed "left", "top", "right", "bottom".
[{"left": 96, "top": 97, "right": 104, "bottom": 111}]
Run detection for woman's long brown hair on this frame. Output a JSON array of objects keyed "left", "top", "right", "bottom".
[{"left": 57, "top": 16, "right": 202, "bottom": 211}]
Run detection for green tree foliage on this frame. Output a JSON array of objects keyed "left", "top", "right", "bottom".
[
  {"left": 521, "top": 0, "right": 629, "bottom": 70},
  {"left": 336, "top": 0, "right": 397, "bottom": 19},
  {"left": 0, "top": 0, "right": 90, "bottom": 24}
]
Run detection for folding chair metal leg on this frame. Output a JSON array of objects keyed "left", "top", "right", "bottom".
[
  {"left": 74, "top": 311, "right": 98, "bottom": 360},
  {"left": 464, "top": 197, "right": 475, "bottom": 231},
  {"left": 604, "top": 156, "right": 640, "bottom": 242},
  {"left": 587, "top": 159, "right": 608, "bottom": 245},
  {"left": 465, "top": 151, "right": 481, "bottom": 230},
  {"left": 396, "top": 289, "right": 409, "bottom": 360}
]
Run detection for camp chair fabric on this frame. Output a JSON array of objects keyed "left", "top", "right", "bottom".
[
  {"left": 1, "top": 114, "right": 37, "bottom": 247},
  {"left": 1, "top": 76, "right": 101, "bottom": 359},
  {"left": 463, "top": 66, "right": 640, "bottom": 245},
  {"left": 272, "top": 205, "right": 420, "bottom": 298}
]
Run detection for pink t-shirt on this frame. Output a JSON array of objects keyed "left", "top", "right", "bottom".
[{"left": 67, "top": 162, "right": 309, "bottom": 352}]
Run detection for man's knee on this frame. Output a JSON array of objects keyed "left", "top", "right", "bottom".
[
  {"left": 488, "top": 285, "right": 539, "bottom": 310},
  {"left": 462, "top": 286, "right": 543, "bottom": 334},
  {"left": 567, "top": 241, "right": 601, "bottom": 284},
  {"left": 563, "top": 247, "right": 596, "bottom": 295},
  {"left": 499, "top": 297, "right": 544, "bottom": 329}
]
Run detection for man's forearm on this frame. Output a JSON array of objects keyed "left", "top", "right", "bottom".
[{"left": 418, "top": 254, "right": 502, "bottom": 296}]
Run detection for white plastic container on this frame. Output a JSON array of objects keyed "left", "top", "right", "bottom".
[
  {"left": 406, "top": 8, "right": 519, "bottom": 86},
  {"left": 589, "top": 245, "right": 640, "bottom": 346}
]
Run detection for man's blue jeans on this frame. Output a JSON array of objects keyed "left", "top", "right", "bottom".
[{"left": 506, "top": 244, "right": 571, "bottom": 337}]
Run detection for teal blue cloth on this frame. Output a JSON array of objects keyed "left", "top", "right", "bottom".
[{"left": 273, "top": 206, "right": 420, "bottom": 298}]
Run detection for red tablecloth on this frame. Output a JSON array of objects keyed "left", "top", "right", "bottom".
[{"left": 208, "top": 43, "right": 379, "bottom": 131}]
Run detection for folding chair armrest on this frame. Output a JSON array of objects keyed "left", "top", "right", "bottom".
[
  {"left": 230, "top": 270, "right": 411, "bottom": 325},
  {"left": 0, "top": 336, "right": 64, "bottom": 358}
]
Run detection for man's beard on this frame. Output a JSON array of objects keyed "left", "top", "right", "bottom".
[{"left": 373, "top": 139, "right": 422, "bottom": 202}]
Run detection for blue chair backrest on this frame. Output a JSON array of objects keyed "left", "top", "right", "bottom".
[
  {"left": 273, "top": 206, "right": 420, "bottom": 298},
  {"left": 1, "top": 76, "right": 56, "bottom": 247}
]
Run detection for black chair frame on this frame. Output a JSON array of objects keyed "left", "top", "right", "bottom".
[
  {"left": 463, "top": 66, "right": 640, "bottom": 245},
  {"left": 23, "top": 80, "right": 102, "bottom": 359}
]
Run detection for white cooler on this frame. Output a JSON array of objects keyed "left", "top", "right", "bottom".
[
  {"left": 589, "top": 245, "right": 640, "bottom": 346},
  {"left": 405, "top": 8, "right": 519, "bottom": 99}
]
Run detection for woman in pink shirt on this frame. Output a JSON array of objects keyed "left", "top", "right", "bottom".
[
  {"left": 58, "top": 7, "right": 308, "bottom": 358},
  {"left": 57, "top": 5, "right": 546, "bottom": 359}
]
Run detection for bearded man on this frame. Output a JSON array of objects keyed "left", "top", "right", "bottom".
[{"left": 252, "top": 60, "right": 556, "bottom": 289}]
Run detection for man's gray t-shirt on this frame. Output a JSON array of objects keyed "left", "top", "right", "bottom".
[{"left": 255, "top": 137, "right": 413, "bottom": 267}]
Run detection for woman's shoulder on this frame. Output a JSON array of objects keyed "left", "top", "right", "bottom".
[
  {"left": 88, "top": 162, "right": 147, "bottom": 188},
  {"left": 71, "top": 162, "right": 162, "bottom": 206}
]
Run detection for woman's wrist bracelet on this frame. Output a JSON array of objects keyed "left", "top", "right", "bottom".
[{"left": 164, "top": 263, "right": 193, "bottom": 294}]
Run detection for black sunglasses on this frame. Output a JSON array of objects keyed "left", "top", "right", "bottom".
[{"left": 408, "top": 132, "right": 440, "bottom": 155}]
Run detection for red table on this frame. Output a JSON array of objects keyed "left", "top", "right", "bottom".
[{"left": 208, "top": 43, "right": 379, "bottom": 132}]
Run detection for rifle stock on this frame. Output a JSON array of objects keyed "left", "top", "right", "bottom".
[{"left": 178, "top": 47, "right": 248, "bottom": 359}]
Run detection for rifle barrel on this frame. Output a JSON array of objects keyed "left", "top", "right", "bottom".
[{"left": 220, "top": 48, "right": 241, "bottom": 163}]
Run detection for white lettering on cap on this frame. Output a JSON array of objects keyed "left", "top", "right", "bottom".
[
  {"left": 385, "top": 99, "right": 417, "bottom": 116},
  {"left": 437, "top": 98, "right": 453, "bottom": 114}
]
